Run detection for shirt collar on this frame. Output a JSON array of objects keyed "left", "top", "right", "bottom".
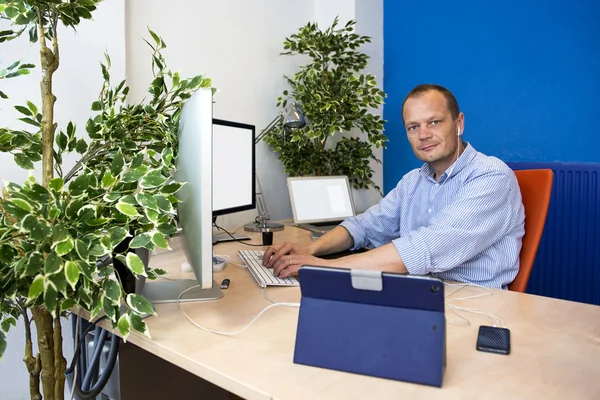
[{"left": 419, "top": 142, "right": 477, "bottom": 183}]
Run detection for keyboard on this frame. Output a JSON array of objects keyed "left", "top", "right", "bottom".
[{"left": 238, "top": 250, "right": 299, "bottom": 288}]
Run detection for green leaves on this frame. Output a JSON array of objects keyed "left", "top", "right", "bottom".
[
  {"left": 108, "top": 226, "right": 129, "bottom": 246},
  {"left": 52, "top": 225, "right": 70, "bottom": 245},
  {"left": 75, "top": 240, "right": 89, "bottom": 260},
  {"left": 49, "top": 178, "right": 64, "bottom": 192},
  {"left": 103, "top": 279, "right": 121, "bottom": 303},
  {"left": 122, "top": 165, "right": 148, "bottom": 183},
  {"left": 116, "top": 202, "right": 140, "bottom": 218},
  {"left": 140, "top": 170, "right": 168, "bottom": 189},
  {"left": 68, "top": 174, "right": 91, "bottom": 197},
  {"left": 117, "top": 314, "right": 131, "bottom": 340},
  {"left": 44, "top": 252, "right": 63, "bottom": 275},
  {"left": 129, "top": 233, "right": 151, "bottom": 249},
  {"left": 125, "top": 252, "right": 146, "bottom": 276},
  {"left": 161, "top": 182, "right": 184, "bottom": 195},
  {"left": 0, "top": 331, "right": 5, "bottom": 360},
  {"left": 130, "top": 313, "right": 150, "bottom": 338},
  {"left": 0, "top": 27, "right": 199, "bottom": 353},
  {"left": 111, "top": 151, "right": 125, "bottom": 176},
  {"left": 44, "top": 281, "right": 58, "bottom": 317},
  {"left": 21, "top": 215, "right": 50, "bottom": 242},
  {"left": 55, "top": 238, "right": 74, "bottom": 257},
  {"left": 101, "top": 171, "right": 117, "bottom": 188},
  {"left": 135, "top": 192, "right": 158, "bottom": 210},
  {"left": 152, "top": 232, "right": 169, "bottom": 249},
  {"left": 65, "top": 261, "right": 80, "bottom": 289},
  {"left": 127, "top": 294, "right": 154, "bottom": 316},
  {"left": 268, "top": 18, "right": 388, "bottom": 192},
  {"left": 28, "top": 274, "right": 45, "bottom": 301}
]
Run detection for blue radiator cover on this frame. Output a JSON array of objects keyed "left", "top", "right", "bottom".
[{"left": 508, "top": 162, "right": 600, "bottom": 305}]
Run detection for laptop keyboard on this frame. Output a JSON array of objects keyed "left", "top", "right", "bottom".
[{"left": 238, "top": 250, "right": 299, "bottom": 288}]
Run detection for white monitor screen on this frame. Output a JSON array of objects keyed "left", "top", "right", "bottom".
[
  {"left": 212, "top": 120, "right": 255, "bottom": 215},
  {"left": 288, "top": 176, "right": 355, "bottom": 223}
]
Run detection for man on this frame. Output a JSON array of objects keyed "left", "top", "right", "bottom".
[{"left": 263, "top": 84, "right": 525, "bottom": 289}]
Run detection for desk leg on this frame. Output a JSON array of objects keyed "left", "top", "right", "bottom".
[{"left": 119, "top": 341, "right": 232, "bottom": 399}]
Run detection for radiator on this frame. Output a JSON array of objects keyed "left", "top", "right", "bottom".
[{"left": 508, "top": 162, "right": 600, "bottom": 305}]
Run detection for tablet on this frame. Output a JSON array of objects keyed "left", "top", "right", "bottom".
[{"left": 293, "top": 266, "right": 446, "bottom": 387}]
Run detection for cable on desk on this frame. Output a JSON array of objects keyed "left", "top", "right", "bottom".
[
  {"left": 213, "top": 253, "right": 247, "bottom": 270},
  {"left": 443, "top": 282, "right": 505, "bottom": 328},
  {"left": 213, "top": 223, "right": 265, "bottom": 247},
  {"left": 261, "top": 287, "right": 300, "bottom": 308},
  {"left": 177, "top": 284, "right": 299, "bottom": 336}
]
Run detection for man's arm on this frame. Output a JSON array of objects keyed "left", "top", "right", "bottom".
[
  {"left": 266, "top": 239, "right": 407, "bottom": 279},
  {"left": 262, "top": 225, "right": 354, "bottom": 269},
  {"left": 328, "top": 242, "right": 408, "bottom": 273},
  {"left": 310, "top": 226, "right": 355, "bottom": 256},
  {"left": 264, "top": 226, "right": 407, "bottom": 278}
]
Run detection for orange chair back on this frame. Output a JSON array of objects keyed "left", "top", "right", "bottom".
[{"left": 509, "top": 169, "right": 553, "bottom": 292}]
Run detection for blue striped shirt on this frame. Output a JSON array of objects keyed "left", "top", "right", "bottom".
[{"left": 340, "top": 143, "right": 525, "bottom": 289}]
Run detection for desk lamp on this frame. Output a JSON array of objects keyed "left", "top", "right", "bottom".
[{"left": 244, "top": 103, "right": 306, "bottom": 232}]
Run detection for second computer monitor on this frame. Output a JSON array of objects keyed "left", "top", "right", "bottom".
[{"left": 212, "top": 119, "right": 255, "bottom": 216}]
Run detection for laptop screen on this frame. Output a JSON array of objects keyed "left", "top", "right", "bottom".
[{"left": 287, "top": 176, "right": 356, "bottom": 224}]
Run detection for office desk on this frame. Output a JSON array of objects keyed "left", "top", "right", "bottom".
[{"left": 118, "top": 225, "right": 600, "bottom": 400}]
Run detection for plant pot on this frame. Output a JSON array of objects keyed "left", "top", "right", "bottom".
[{"left": 112, "top": 235, "right": 150, "bottom": 295}]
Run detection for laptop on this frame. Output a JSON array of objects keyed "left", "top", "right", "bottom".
[{"left": 287, "top": 176, "right": 356, "bottom": 233}]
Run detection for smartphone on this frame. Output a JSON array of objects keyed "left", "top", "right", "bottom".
[{"left": 476, "top": 325, "right": 511, "bottom": 355}]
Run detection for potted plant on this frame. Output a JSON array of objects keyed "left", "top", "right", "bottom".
[
  {"left": 0, "top": 2, "right": 212, "bottom": 399},
  {"left": 264, "top": 17, "right": 387, "bottom": 192}
]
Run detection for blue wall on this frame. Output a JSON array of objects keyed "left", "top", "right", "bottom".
[{"left": 383, "top": 0, "right": 600, "bottom": 192}]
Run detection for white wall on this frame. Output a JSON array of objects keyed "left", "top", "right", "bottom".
[
  {"left": 353, "top": 0, "right": 385, "bottom": 211},
  {"left": 0, "top": 1, "right": 125, "bottom": 398}
]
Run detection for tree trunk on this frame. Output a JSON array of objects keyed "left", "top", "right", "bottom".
[
  {"left": 53, "top": 314, "right": 67, "bottom": 399},
  {"left": 31, "top": 306, "right": 57, "bottom": 400},
  {"left": 22, "top": 309, "right": 42, "bottom": 400},
  {"left": 38, "top": 14, "right": 59, "bottom": 188}
]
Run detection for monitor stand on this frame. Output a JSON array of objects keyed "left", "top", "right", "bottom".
[{"left": 142, "top": 280, "right": 223, "bottom": 304}]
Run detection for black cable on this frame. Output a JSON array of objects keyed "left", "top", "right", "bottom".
[
  {"left": 81, "top": 327, "right": 108, "bottom": 390},
  {"left": 73, "top": 332, "right": 119, "bottom": 400},
  {"left": 67, "top": 314, "right": 121, "bottom": 400},
  {"left": 65, "top": 315, "right": 109, "bottom": 376},
  {"left": 213, "top": 223, "right": 265, "bottom": 247}
]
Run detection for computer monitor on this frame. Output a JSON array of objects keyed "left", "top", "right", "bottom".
[
  {"left": 212, "top": 119, "right": 255, "bottom": 242},
  {"left": 142, "top": 88, "right": 222, "bottom": 303},
  {"left": 212, "top": 119, "right": 255, "bottom": 215}
]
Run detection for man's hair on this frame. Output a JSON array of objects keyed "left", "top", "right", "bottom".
[{"left": 401, "top": 84, "right": 460, "bottom": 123}]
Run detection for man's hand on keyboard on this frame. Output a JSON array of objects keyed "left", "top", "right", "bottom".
[{"left": 263, "top": 242, "right": 328, "bottom": 279}]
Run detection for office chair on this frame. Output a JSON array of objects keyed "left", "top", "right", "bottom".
[{"left": 508, "top": 169, "right": 553, "bottom": 293}]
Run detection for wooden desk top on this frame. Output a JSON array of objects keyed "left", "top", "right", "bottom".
[{"left": 126, "top": 225, "right": 600, "bottom": 400}]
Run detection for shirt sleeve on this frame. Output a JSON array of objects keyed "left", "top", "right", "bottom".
[
  {"left": 340, "top": 179, "right": 405, "bottom": 250},
  {"left": 394, "top": 170, "right": 522, "bottom": 276}
]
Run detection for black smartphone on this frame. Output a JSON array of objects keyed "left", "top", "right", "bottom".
[{"left": 476, "top": 325, "right": 510, "bottom": 355}]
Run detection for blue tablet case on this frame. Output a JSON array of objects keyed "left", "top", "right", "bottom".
[{"left": 293, "top": 267, "right": 446, "bottom": 387}]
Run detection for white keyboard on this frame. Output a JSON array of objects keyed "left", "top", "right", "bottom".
[{"left": 238, "top": 250, "right": 299, "bottom": 287}]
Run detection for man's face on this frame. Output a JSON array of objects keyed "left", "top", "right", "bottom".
[{"left": 403, "top": 90, "right": 464, "bottom": 177}]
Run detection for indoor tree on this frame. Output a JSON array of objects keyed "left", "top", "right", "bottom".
[
  {"left": 264, "top": 17, "right": 387, "bottom": 192},
  {"left": 0, "top": 1, "right": 212, "bottom": 399}
]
